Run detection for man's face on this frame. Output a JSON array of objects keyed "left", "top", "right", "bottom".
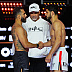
[
  {"left": 45, "top": 9, "right": 51, "bottom": 20},
  {"left": 30, "top": 11, "right": 40, "bottom": 21},
  {"left": 20, "top": 9, "right": 27, "bottom": 22}
]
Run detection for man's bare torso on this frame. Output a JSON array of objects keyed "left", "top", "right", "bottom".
[
  {"left": 11, "top": 24, "right": 28, "bottom": 51},
  {"left": 50, "top": 20, "right": 66, "bottom": 47}
]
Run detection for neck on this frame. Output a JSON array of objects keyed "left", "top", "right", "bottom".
[
  {"left": 15, "top": 19, "right": 22, "bottom": 26},
  {"left": 50, "top": 15, "right": 58, "bottom": 24}
]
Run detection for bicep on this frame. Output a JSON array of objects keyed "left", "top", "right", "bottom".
[
  {"left": 16, "top": 27, "right": 28, "bottom": 45},
  {"left": 53, "top": 23, "right": 62, "bottom": 40}
]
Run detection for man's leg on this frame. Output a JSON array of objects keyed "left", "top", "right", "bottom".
[
  {"left": 50, "top": 48, "right": 68, "bottom": 72},
  {"left": 21, "top": 68, "right": 22, "bottom": 72},
  {"left": 50, "top": 70, "right": 53, "bottom": 72},
  {"left": 53, "top": 65, "right": 62, "bottom": 72},
  {"left": 29, "top": 57, "right": 47, "bottom": 72},
  {"left": 34, "top": 59, "right": 47, "bottom": 72}
]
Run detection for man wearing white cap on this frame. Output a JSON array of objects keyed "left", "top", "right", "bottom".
[{"left": 22, "top": 3, "right": 51, "bottom": 72}]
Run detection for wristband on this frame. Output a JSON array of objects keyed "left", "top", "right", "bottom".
[{"left": 37, "top": 44, "right": 39, "bottom": 48}]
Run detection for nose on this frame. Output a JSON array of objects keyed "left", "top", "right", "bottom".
[{"left": 25, "top": 14, "right": 27, "bottom": 17}]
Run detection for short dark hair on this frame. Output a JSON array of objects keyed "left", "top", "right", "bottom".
[
  {"left": 46, "top": 5, "right": 58, "bottom": 15},
  {"left": 13, "top": 7, "right": 23, "bottom": 19}
]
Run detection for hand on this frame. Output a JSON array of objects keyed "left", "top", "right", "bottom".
[
  {"left": 38, "top": 41, "right": 44, "bottom": 49},
  {"left": 45, "top": 53, "right": 52, "bottom": 63}
]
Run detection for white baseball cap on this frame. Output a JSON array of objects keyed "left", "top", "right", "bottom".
[{"left": 29, "top": 3, "right": 40, "bottom": 12}]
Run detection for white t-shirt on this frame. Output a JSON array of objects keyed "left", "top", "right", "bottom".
[{"left": 22, "top": 16, "right": 51, "bottom": 58}]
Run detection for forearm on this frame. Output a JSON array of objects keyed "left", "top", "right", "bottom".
[
  {"left": 49, "top": 40, "right": 61, "bottom": 55},
  {"left": 44, "top": 39, "right": 52, "bottom": 47},
  {"left": 24, "top": 42, "right": 37, "bottom": 48}
]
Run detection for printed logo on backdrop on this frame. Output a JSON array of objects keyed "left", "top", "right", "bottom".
[{"left": 28, "top": 26, "right": 43, "bottom": 32}]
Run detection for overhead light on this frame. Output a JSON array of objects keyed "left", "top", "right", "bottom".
[
  {"left": 47, "top": 3, "right": 49, "bottom": 5},
  {"left": 42, "top": 8, "right": 45, "bottom": 10},
  {"left": 7, "top": 3, "right": 9, "bottom": 6},
  {"left": 10, "top": 3, "right": 12, "bottom": 6},
  {"left": 60, "top": 8, "right": 62, "bottom": 10},
  {"left": 1, "top": 3, "right": 3, "bottom": 6},
  {"left": 11, "top": 8, "right": 13, "bottom": 11},
  {"left": 8, "top": 8, "right": 10, "bottom": 11},
  {"left": 4, "top": 3, "right": 6, "bottom": 6},
  {"left": 54, "top": 3, "right": 56, "bottom": 5},
  {"left": 58, "top": 11, "right": 61, "bottom": 15},
  {"left": 1, "top": 8, "right": 4, "bottom": 11},
  {"left": 13, "top": 3, "right": 15, "bottom": 6},
  {"left": 16, "top": 3, "right": 19, "bottom": 6},
  {"left": 44, "top": 3, "right": 46, "bottom": 5},
  {"left": 5, "top": 8, "right": 8, "bottom": 11},
  {"left": 20, "top": 3, "right": 22, "bottom": 6},
  {"left": 41, "top": 11, "right": 43, "bottom": 14}
]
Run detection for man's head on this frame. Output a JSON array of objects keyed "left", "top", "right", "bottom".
[
  {"left": 29, "top": 3, "right": 40, "bottom": 21},
  {"left": 13, "top": 7, "right": 27, "bottom": 22},
  {"left": 45, "top": 5, "right": 58, "bottom": 20}
]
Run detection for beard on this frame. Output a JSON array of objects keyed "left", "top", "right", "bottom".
[
  {"left": 47, "top": 13, "right": 52, "bottom": 21},
  {"left": 47, "top": 16, "right": 51, "bottom": 20},
  {"left": 31, "top": 16, "right": 38, "bottom": 21},
  {"left": 21, "top": 17, "right": 26, "bottom": 23},
  {"left": 46, "top": 14, "right": 52, "bottom": 24},
  {"left": 46, "top": 13, "right": 52, "bottom": 24}
]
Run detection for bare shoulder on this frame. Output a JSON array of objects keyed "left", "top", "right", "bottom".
[
  {"left": 11, "top": 24, "right": 23, "bottom": 34},
  {"left": 59, "top": 20, "right": 65, "bottom": 29},
  {"left": 16, "top": 25, "right": 23, "bottom": 31},
  {"left": 52, "top": 20, "right": 61, "bottom": 30},
  {"left": 16, "top": 25, "right": 27, "bottom": 36}
]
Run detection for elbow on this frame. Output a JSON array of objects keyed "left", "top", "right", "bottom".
[
  {"left": 24, "top": 44, "right": 28, "bottom": 48},
  {"left": 58, "top": 40, "right": 61, "bottom": 45},
  {"left": 56, "top": 39, "right": 61, "bottom": 45}
]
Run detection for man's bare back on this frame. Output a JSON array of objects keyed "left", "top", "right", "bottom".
[
  {"left": 11, "top": 24, "right": 28, "bottom": 51},
  {"left": 50, "top": 20, "right": 66, "bottom": 47}
]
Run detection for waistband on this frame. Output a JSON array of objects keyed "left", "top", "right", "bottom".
[
  {"left": 59, "top": 47, "right": 65, "bottom": 48},
  {"left": 15, "top": 51, "right": 28, "bottom": 54},
  {"left": 56, "top": 47, "right": 66, "bottom": 52},
  {"left": 15, "top": 51, "right": 27, "bottom": 52}
]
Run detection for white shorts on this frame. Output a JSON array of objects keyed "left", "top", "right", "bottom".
[{"left": 50, "top": 47, "right": 68, "bottom": 71}]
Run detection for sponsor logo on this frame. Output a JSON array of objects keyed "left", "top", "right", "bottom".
[
  {"left": 28, "top": 26, "right": 43, "bottom": 32},
  {"left": 31, "top": 6, "right": 36, "bottom": 9},
  {"left": 63, "top": 62, "right": 68, "bottom": 67}
]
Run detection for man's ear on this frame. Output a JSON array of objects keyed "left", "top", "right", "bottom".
[
  {"left": 51, "top": 11, "right": 55, "bottom": 16},
  {"left": 39, "top": 10, "right": 40, "bottom": 14},
  {"left": 17, "top": 14, "right": 21, "bottom": 19}
]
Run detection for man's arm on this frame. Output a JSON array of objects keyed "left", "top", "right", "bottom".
[
  {"left": 49, "top": 22, "right": 62, "bottom": 55},
  {"left": 16, "top": 27, "right": 43, "bottom": 48},
  {"left": 43, "top": 39, "right": 52, "bottom": 47}
]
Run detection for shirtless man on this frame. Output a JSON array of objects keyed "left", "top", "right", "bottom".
[
  {"left": 11, "top": 7, "right": 43, "bottom": 72},
  {"left": 42, "top": 5, "right": 68, "bottom": 72}
]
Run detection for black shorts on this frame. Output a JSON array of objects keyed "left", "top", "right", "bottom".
[
  {"left": 12, "top": 51, "right": 29, "bottom": 72},
  {"left": 29, "top": 57, "right": 47, "bottom": 72}
]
